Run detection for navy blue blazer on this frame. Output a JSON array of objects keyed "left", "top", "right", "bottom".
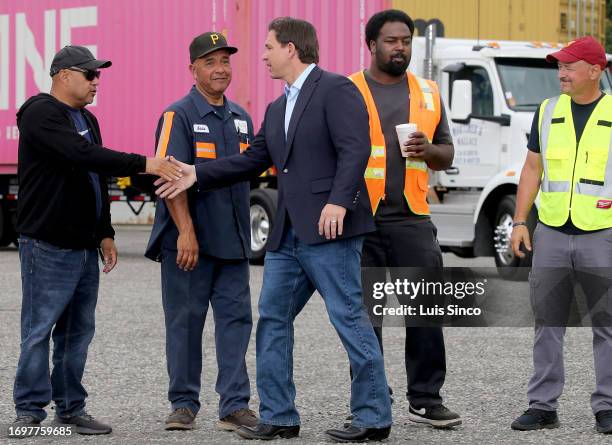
[{"left": 195, "top": 66, "right": 375, "bottom": 251}]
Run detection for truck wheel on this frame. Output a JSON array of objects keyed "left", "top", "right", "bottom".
[
  {"left": 0, "top": 204, "right": 17, "bottom": 247},
  {"left": 249, "top": 189, "right": 277, "bottom": 264},
  {"left": 493, "top": 195, "right": 535, "bottom": 281}
]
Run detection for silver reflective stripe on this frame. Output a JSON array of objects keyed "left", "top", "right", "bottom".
[
  {"left": 574, "top": 131, "right": 612, "bottom": 197},
  {"left": 540, "top": 96, "right": 560, "bottom": 193},
  {"left": 371, "top": 146, "right": 385, "bottom": 158},
  {"left": 575, "top": 182, "right": 612, "bottom": 196},
  {"left": 405, "top": 159, "right": 427, "bottom": 171},
  {"left": 416, "top": 76, "right": 435, "bottom": 111},
  {"left": 365, "top": 167, "right": 385, "bottom": 179},
  {"left": 542, "top": 181, "right": 570, "bottom": 192},
  {"left": 416, "top": 76, "right": 432, "bottom": 93},
  {"left": 539, "top": 96, "right": 559, "bottom": 158}
]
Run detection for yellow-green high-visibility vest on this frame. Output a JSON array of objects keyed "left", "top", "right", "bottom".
[{"left": 538, "top": 93, "right": 612, "bottom": 230}]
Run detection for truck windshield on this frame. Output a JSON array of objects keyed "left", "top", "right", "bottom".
[{"left": 496, "top": 57, "right": 612, "bottom": 111}]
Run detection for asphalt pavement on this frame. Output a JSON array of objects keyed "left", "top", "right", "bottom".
[{"left": 0, "top": 226, "right": 608, "bottom": 444}]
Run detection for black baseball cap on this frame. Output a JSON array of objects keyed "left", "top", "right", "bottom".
[
  {"left": 50, "top": 45, "right": 112, "bottom": 77},
  {"left": 189, "top": 32, "right": 238, "bottom": 63}
]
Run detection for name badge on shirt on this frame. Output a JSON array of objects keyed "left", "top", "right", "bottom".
[
  {"left": 234, "top": 119, "right": 248, "bottom": 134},
  {"left": 194, "top": 124, "right": 209, "bottom": 133}
]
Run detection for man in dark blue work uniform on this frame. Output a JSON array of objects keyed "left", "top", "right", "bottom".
[{"left": 145, "top": 32, "right": 257, "bottom": 432}]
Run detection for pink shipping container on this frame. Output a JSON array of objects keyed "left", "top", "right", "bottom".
[
  {"left": 0, "top": 0, "right": 390, "bottom": 170},
  {"left": 0, "top": 0, "right": 389, "bottom": 249}
]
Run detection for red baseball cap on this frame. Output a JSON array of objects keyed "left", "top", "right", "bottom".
[{"left": 546, "top": 36, "right": 609, "bottom": 69}]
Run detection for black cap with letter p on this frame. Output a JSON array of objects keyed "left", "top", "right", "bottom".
[{"left": 189, "top": 32, "right": 238, "bottom": 63}]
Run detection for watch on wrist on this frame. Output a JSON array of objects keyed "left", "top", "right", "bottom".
[{"left": 512, "top": 221, "right": 527, "bottom": 228}]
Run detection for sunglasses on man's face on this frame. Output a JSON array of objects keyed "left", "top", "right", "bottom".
[{"left": 67, "top": 67, "right": 101, "bottom": 81}]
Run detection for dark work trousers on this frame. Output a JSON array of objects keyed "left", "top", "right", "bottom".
[
  {"left": 160, "top": 238, "right": 252, "bottom": 419},
  {"left": 361, "top": 220, "right": 446, "bottom": 408}
]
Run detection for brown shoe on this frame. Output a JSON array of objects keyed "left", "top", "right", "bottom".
[
  {"left": 165, "top": 407, "right": 195, "bottom": 431},
  {"left": 216, "top": 408, "right": 258, "bottom": 431}
]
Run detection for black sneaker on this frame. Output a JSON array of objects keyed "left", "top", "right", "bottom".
[
  {"left": 596, "top": 410, "right": 612, "bottom": 434},
  {"left": 55, "top": 412, "right": 112, "bottom": 435},
  {"left": 165, "top": 407, "right": 195, "bottom": 431},
  {"left": 408, "top": 403, "right": 462, "bottom": 429},
  {"left": 511, "top": 408, "right": 559, "bottom": 431},
  {"left": 7, "top": 415, "right": 41, "bottom": 439}
]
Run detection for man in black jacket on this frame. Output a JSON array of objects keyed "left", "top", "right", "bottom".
[{"left": 9, "top": 46, "right": 180, "bottom": 438}]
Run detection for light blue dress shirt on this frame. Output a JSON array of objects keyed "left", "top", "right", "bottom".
[{"left": 284, "top": 63, "right": 316, "bottom": 138}]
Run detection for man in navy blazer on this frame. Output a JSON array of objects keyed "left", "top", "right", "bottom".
[{"left": 156, "top": 17, "right": 393, "bottom": 442}]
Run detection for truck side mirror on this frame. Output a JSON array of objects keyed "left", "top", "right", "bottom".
[{"left": 450, "top": 80, "right": 472, "bottom": 124}]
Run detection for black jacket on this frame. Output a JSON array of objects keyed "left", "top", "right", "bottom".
[{"left": 16, "top": 93, "right": 146, "bottom": 249}]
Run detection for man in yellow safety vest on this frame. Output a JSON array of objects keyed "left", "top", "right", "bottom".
[{"left": 511, "top": 36, "right": 612, "bottom": 434}]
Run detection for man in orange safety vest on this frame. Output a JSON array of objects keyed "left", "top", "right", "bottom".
[{"left": 349, "top": 9, "right": 460, "bottom": 429}]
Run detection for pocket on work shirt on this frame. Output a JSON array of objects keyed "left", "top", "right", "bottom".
[
  {"left": 238, "top": 132, "right": 250, "bottom": 153},
  {"left": 194, "top": 136, "right": 216, "bottom": 160},
  {"left": 544, "top": 146, "right": 570, "bottom": 181},
  {"left": 583, "top": 147, "right": 608, "bottom": 183}
]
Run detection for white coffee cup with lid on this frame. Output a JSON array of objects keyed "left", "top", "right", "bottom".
[{"left": 395, "top": 123, "right": 418, "bottom": 157}]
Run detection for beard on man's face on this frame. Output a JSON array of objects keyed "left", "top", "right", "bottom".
[{"left": 376, "top": 48, "right": 410, "bottom": 76}]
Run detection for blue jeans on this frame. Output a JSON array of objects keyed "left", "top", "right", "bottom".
[
  {"left": 13, "top": 236, "right": 99, "bottom": 421},
  {"left": 256, "top": 228, "right": 392, "bottom": 428}
]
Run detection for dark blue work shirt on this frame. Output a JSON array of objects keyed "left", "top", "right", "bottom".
[
  {"left": 145, "top": 86, "right": 254, "bottom": 261},
  {"left": 66, "top": 106, "right": 102, "bottom": 220}
]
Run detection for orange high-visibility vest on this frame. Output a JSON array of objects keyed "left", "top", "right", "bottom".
[{"left": 349, "top": 71, "right": 441, "bottom": 215}]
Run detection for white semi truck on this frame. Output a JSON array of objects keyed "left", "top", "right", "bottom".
[{"left": 410, "top": 31, "right": 612, "bottom": 279}]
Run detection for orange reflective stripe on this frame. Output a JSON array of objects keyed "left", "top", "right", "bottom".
[
  {"left": 196, "top": 142, "right": 216, "bottom": 159},
  {"left": 404, "top": 75, "right": 440, "bottom": 215},
  {"left": 349, "top": 71, "right": 386, "bottom": 214},
  {"left": 407, "top": 74, "right": 440, "bottom": 141},
  {"left": 156, "top": 111, "right": 175, "bottom": 158},
  {"left": 350, "top": 70, "right": 441, "bottom": 216}
]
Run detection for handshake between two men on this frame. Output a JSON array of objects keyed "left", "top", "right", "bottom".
[
  {"left": 153, "top": 157, "right": 197, "bottom": 199},
  {"left": 153, "top": 157, "right": 348, "bottom": 241}
]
